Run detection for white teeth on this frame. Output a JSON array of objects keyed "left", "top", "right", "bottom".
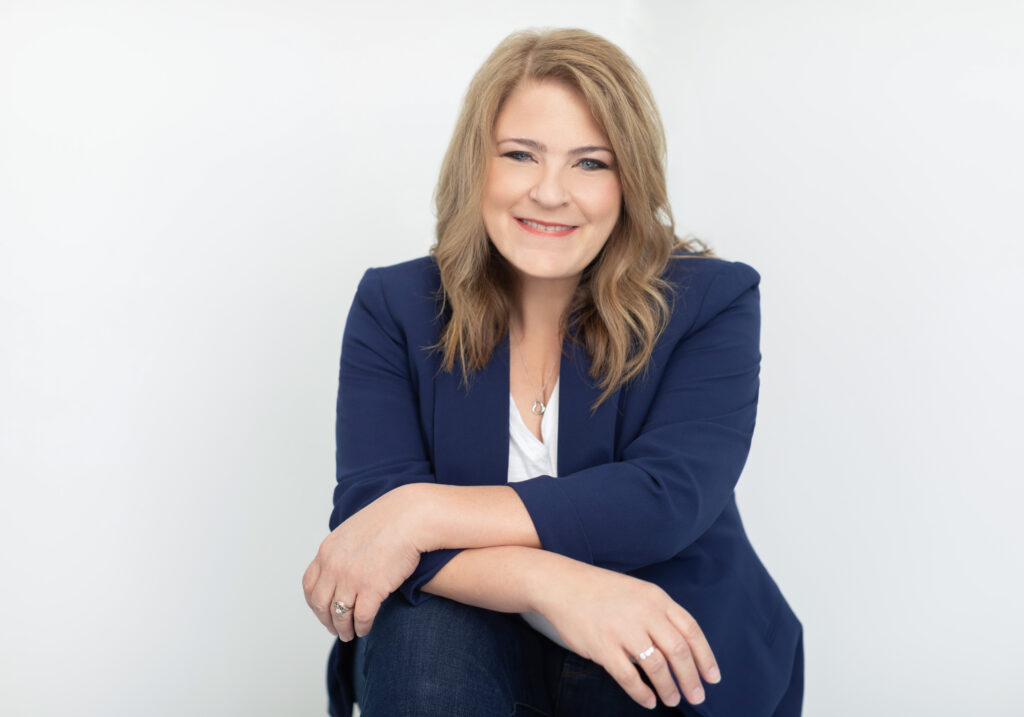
[{"left": 520, "top": 218, "right": 574, "bottom": 231}]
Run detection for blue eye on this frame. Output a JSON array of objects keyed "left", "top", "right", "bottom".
[
  {"left": 503, "top": 151, "right": 533, "bottom": 162},
  {"left": 578, "top": 158, "right": 610, "bottom": 171}
]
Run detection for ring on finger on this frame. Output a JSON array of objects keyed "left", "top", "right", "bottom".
[
  {"left": 637, "top": 645, "right": 656, "bottom": 661},
  {"left": 332, "top": 600, "right": 352, "bottom": 616}
]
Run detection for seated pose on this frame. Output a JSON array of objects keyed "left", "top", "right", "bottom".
[{"left": 303, "top": 28, "right": 804, "bottom": 717}]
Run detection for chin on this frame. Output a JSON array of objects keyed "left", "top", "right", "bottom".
[
  {"left": 510, "top": 260, "right": 583, "bottom": 283},
  {"left": 490, "top": 237, "right": 593, "bottom": 283}
]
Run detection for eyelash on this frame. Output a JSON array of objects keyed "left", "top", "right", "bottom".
[{"left": 502, "top": 151, "right": 610, "bottom": 171}]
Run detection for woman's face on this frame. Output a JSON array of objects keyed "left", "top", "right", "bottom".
[{"left": 482, "top": 80, "right": 622, "bottom": 286}]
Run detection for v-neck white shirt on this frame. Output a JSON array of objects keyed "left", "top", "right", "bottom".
[
  {"left": 506, "top": 378, "right": 572, "bottom": 651},
  {"left": 508, "top": 378, "right": 559, "bottom": 487}
]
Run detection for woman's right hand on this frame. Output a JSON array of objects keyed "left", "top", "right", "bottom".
[{"left": 532, "top": 558, "right": 722, "bottom": 710}]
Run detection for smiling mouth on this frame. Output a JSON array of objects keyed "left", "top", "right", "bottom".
[{"left": 515, "top": 217, "right": 578, "bottom": 236}]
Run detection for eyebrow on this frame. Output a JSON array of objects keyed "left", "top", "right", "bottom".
[{"left": 497, "top": 138, "right": 614, "bottom": 156}]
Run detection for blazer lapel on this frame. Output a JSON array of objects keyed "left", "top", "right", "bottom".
[
  {"left": 432, "top": 331, "right": 621, "bottom": 485},
  {"left": 557, "top": 337, "right": 621, "bottom": 476},
  {"left": 433, "top": 333, "right": 511, "bottom": 486}
]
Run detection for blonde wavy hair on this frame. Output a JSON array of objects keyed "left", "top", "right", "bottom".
[{"left": 430, "top": 28, "right": 713, "bottom": 408}]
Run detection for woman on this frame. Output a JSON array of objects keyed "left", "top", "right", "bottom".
[{"left": 303, "top": 28, "right": 803, "bottom": 717}]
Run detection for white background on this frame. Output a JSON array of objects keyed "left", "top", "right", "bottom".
[{"left": 2, "top": 1, "right": 1022, "bottom": 715}]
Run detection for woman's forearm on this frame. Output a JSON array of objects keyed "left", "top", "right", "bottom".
[
  {"left": 420, "top": 545, "right": 564, "bottom": 613},
  {"left": 404, "top": 483, "right": 542, "bottom": 553}
]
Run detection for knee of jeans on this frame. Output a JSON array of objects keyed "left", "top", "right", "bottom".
[
  {"left": 361, "top": 594, "right": 512, "bottom": 683},
  {"left": 375, "top": 594, "right": 502, "bottom": 647}
]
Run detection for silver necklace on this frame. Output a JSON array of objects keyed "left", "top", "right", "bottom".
[{"left": 513, "top": 335, "right": 558, "bottom": 415}]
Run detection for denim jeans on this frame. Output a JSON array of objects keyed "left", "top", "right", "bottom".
[{"left": 352, "top": 592, "right": 690, "bottom": 717}]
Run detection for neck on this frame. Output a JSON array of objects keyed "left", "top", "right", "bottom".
[{"left": 510, "top": 273, "right": 578, "bottom": 339}]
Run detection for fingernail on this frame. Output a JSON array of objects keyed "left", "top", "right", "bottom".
[
  {"left": 645, "top": 697, "right": 658, "bottom": 709},
  {"left": 667, "top": 692, "right": 681, "bottom": 707},
  {"left": 709, "top": 665, "right": 722, "bottom": 683},
  {"left": 691, "top": 687, "right": 705, "bottom": 704}
]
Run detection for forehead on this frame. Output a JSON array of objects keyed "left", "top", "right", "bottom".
[{"left": 494, "top": 80, "right": 610, "bottom": 147}]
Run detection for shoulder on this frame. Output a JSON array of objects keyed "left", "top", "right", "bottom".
[
  {"left": 661, "top": 251, "right": 762, "bottom": 337},
  {"left": 354, "top": 255, "right": 442, "bottom": 323},
  {"left": 367, "top": 255, "right": 440, "bottom": 283},
  {"left": 362, "top": 255, "right": 440, "bottom": 295},
  {"left": 352, "top": 255, "right": 444, "bottom": 344},
  {"left": 664, "top": 250, "right": 760, "bottom": 295}
]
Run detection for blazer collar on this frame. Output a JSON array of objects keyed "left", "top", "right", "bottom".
[{"left": 432, "top": 332, "right": 620, "bottom": 485}]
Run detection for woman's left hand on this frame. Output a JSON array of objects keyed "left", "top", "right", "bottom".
[
  {"left": 532, "top": 556, "right": 721, "bottom": 709},
  {"left": 302, "top": 484, "right": 426, "bottom": 641}
]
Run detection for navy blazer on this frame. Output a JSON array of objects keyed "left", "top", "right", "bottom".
[{"left": 325, "top": 252, "right": 803, "bottom": 717}]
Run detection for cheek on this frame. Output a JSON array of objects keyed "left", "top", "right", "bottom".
[
  {"left": 483, "top": 165, "right": 522, "bottom": 211},
  {"left": 578, "top": 179, "right": 622, "bottom": 225}
]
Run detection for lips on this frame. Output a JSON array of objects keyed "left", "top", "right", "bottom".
[{"left": 515, "top": 217, "right": 578, "bottom": 237}]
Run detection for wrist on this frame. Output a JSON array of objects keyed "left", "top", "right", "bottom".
[
  {"left": 522, "top": 549, "right": 574, "bottom": 614},
  {"left": 392, "top": 482, "right": 441, "bottom": 553}
]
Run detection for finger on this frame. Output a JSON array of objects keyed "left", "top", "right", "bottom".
[
  {"left": 647, "top": 625, "right": 702, "bottom": 707},
  {"left": 628, "top": 640, "right": 682, "bottom": 708},
  {"left": 352, "top": 593, "right": 382, "bottom": 638},
  {"left": 603, "top": 653, "right": 658, "bottom": 710},
  {"left": 666, "top": 606, "right": 721, "bottom": 685},
  {"left": 331, "top": 595, "right": 357, "bottom": 642},
  {"left": 310, "top": 577, "right": 339, "bottom": 634},
  {"left": 301, "top": 561, "right": 337, "bottom": 630},
  {"left": 301, "top": 560, "right": 321, "bottom": 606}
]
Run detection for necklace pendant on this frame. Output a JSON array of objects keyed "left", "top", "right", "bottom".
[{"left": 531, "top": 400, "right": 546, "bottom": 415}]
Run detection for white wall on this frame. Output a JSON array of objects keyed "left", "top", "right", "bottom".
[{"left": 1, "top": 1, "right": 1021, "bottom": 715}]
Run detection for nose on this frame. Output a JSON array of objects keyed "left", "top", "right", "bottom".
[{"left": 528, "top": 166, "right": 569, "bottom": 208}]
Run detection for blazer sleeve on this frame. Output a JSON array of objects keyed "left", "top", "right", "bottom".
[
  {"left": 330, "top": 267, "right": 461, "bottom": 605},
  {"left": 508, "top": 262, "right": 762, "bottom": 572}
]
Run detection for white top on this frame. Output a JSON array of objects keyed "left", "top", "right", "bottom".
[{"left": 506, "top": 379, "right": 572, "bottom": 652}]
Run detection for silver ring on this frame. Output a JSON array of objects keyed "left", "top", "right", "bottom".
[
  {"left": 332, "top": 600, "right": 351, "bottom": 616},
  {"left": 638, "top": 646, "right": 656, "bottom": 661}
]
